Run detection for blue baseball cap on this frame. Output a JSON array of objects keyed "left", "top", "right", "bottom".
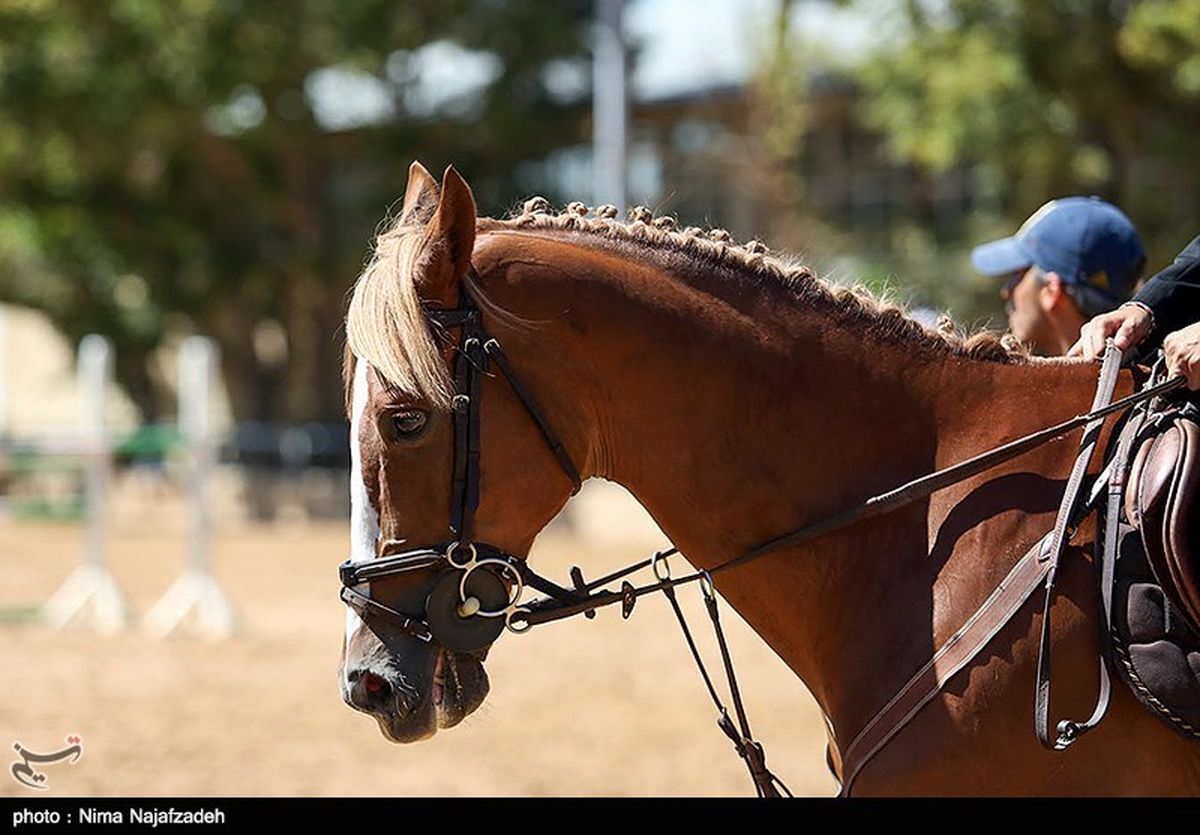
[{"left": 971, "top": 196, "right": 1146, "bottom": 316}]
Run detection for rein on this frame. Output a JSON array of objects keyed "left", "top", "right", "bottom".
[
  {"left": 342, "top": 283, "right": 1184, "bottom": 797},
  {"left": 512, "top": 371, "right": 1184, "bottom": 630}
]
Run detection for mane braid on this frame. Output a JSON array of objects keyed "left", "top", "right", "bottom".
[
  {"left": 346, "top": 196, "right": 1032, "bottom": 414},
  {"left": 477, "top": 200, "right": 1031, "bottom": 365}
]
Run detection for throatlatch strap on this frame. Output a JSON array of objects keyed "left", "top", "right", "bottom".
[
  {"left": 1034, "top": 341, "right": 1122, "bottom": 749},
  {"left": 483, "top": 339, "right": 582, "bottom": 493}
]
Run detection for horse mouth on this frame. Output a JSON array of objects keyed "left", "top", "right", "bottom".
[
  {"left": 368, "top": 649, "right": 489, "bottom": 744},
  {"left": 432, "top": 649, "right": 490, "bottom": 731}
]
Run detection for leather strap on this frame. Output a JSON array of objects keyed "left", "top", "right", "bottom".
[
  {"left": 463, "top": 332, "right": 484, "bottom": 541},
  {"left": 340, "top": 585, "right": 434, "bottom": 642},
  {"left": 428, "top": 290, "right": 583, "bottom": 546},
  {"left": 707, "top": 375, "right": 1181, "bottom": 580},
  {"left": 483, "top": 339, "right": 582, "bottom": 492},
  {"left": 516, "top": 374, "right": 1187, "bottom": 633},
  {"left": 436, "top": 299, "right": 483, "bottom": 541},
  {"left": 659, "top": 571, "right": 792, "bottom": 797},
  {"left": 1086, "top": 405, "right": 1147, "bottom": 721},
  {"left": 1034, "top": 342, "right": 1121, "bottom": 749},
  {"left": 838, "top": 532, "right": 1053, "bottom": 795}
]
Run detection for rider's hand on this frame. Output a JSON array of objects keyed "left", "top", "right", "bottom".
[
  {"left": 1066, "top": 303, "right": 1154, "bottom": 360},
  {"left": 1163, "top": 321, "right": 1200, "bottom": 391}
]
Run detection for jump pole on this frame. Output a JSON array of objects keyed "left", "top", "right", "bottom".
[
  {"left": 42, "top": 334, "right": 129, "bottom": 633},
  {"left": 143, "top": 335, "right": 236, "bottom": 639}
]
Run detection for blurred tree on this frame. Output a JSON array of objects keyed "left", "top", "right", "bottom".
[
  {"left": 754, "top": 0, "right": 1200, "bottom": 326},
  {"left": 0, "top": 0, "right": 590, "bottom": 421},
  {"left": 744, "top": 0, "right": 853, "bottom": 290},
  {"left": 856, "top": 0, "right": 1200, "bottom": 266}
]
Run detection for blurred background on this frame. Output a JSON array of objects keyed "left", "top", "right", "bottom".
[{"left": 2, "top": 0, "right": 1199, "bottom": 797}]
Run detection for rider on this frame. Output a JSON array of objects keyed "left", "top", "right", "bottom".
[
  {"left": 971, "top": 196, "right": 1146, "bottom": 356},
  {"left": 1070, "top": 235, "right": 1200, "bottom": 389}
]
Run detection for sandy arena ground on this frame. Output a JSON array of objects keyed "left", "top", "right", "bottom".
[{"left": 0, "top": 496, "right": 836, "bottom": 797}]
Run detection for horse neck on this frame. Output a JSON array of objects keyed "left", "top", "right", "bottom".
[{"left": 478, "top": 232, "right": 1099, "bottom": 748}]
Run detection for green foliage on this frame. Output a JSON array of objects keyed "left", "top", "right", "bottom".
[
  {"left": 0, "top": 1, "right": 590, "bottom": 420},
  {"left": 757, "top": 0, "right": 1200, "bottom": 327},
  {"left": 1121, "top": 0, "right": 1200, "bottom": 94},
  {"left": 861, "top": 24, "right": 1063, "bottom": 178},
  {"left": 856, "top": 0, "right": 1200, "bottom": 264},
  {"left": 753, "top": 1, "right": 810, "bottom": 169}
]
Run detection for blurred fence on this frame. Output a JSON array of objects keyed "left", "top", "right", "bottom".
[
  {"left": 4, "top": 420, "right": 350, "bottom": 527},
  {"left": 2, "top": 422, "right": 352, "bottom": 525},
  {"left": 0, "top": 334, "right": 352, "bottom": 638}
]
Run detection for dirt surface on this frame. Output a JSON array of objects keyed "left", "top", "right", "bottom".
[{"left": 0, "top": 519, "right": 837, "bottom": 797}]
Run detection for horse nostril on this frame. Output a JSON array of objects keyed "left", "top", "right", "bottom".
[{"left": 347, "top": 668, "right": 394, "bottom": 712}]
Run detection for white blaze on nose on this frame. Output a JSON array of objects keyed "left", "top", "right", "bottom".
[{"left": 345, "top": 357, "right": 381, "bottom": 656}]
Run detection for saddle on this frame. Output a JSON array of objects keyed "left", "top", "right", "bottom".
[
  {"left": 1109, "top": 392, "right": 1200, "bottom": 741},
  {"left": 1125, "top": 402, "right": 1200, "bottom": 634}
]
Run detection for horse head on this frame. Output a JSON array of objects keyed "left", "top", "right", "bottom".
[{"left": 339, "top": 163, "right": 582, "bottom": 742}]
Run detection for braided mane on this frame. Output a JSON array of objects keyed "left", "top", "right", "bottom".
[
  {"left": 346, "top": 196, "right": 1030, "bottom": 414},
  {"left": 479, "top": 198, "right": 1029, "bottom": 365}
]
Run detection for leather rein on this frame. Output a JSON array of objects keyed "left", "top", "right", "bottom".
[{"left": 339, "top": 279, "right": 1184, "bottom": 797}]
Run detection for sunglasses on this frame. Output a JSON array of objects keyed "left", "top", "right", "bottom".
[{"left": 1000, "top": 271, "right": 1025, "bottom": 298}]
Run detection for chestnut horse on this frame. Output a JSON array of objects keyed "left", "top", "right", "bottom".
[{"left": 338, "top": 162, "right": 1200, "bottom": 795}]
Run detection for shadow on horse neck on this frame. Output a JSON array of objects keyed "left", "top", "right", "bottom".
[{"left": 464, "top": 223, "right": 1200, "bottom": 795}]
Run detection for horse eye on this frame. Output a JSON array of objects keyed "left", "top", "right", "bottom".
[{"left": 391, "top": 410, "right": 428, "bottom": 437}]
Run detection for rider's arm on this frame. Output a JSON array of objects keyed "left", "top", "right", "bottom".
[
  {"left": 1070, "top": 235, "right": 1200, "bottom": 362},
  {"left": 1129, "top": 235, "right": 1200, "bottom": 360}
]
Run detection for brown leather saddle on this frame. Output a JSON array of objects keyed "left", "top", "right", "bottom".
[
  {"left": 1125, "top": 400, "right": 1200, "bottom": 634},
  {"left": 1111, "top": 395, "right": 1200, "bottom": 741}
]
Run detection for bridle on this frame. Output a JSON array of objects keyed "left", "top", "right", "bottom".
[
  {"left": 338, "top": 266, "right": 1186, "bottom": 797},
  {"left": 339, "top": 279, "right": 587, "bottom": 653}
]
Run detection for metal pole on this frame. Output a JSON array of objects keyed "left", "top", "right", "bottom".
[
  {"left": 80, "top": 335, "right": 110, "bottom": 570},
  {"left": 43, "top": 335, "right": 128, "bottom": 633},
  {"left": 144, "top": 335, "right": 236, "bottom": 639},
  {"left": 593, "top": 0, "right": 627, "bottom": 214},
  {"left": 179, "top": 336, "right": 213, "bottom": 575}
]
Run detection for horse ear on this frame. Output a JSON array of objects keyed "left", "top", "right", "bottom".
[
  {"left": 399, "top": 161, "right": 439, "bottom": 226},
  {"left": 416, "top": 165, "right": 477, "bottom": 307}
]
